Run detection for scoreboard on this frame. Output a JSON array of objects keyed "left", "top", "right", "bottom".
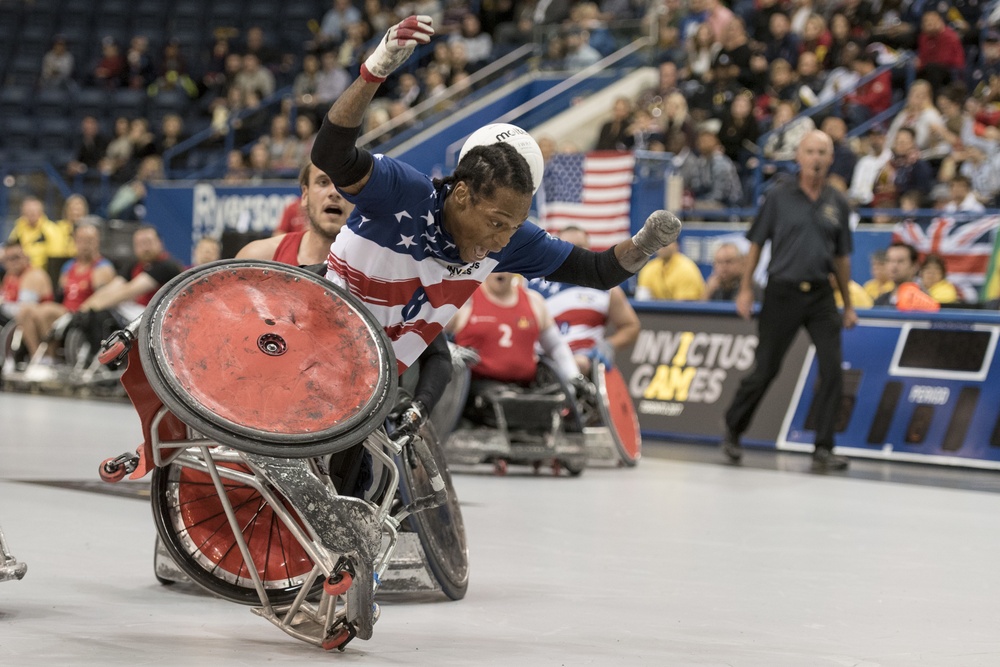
[{"left": 780, "top": 310, "right": 1000, "bottom": 469}]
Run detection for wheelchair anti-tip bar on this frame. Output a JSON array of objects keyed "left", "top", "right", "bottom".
[{"left": 0, "top": 524, "right": 26, "bottom": 582}]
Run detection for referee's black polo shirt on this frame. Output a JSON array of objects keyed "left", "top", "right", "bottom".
[{"left": 747, "top": 177, "right": 853, "bottom": 284}]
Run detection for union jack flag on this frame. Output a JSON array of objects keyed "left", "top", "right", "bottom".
[
  {"left": 893, "top": 214, "right": 1000, "bottom": 300},
  {"left": 539, "top": 151, "right": 635, "bottom": 251}
]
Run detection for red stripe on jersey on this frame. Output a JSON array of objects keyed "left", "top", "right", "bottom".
[{"left": 555, "top": 307, "right": 607, "bottom": 329}]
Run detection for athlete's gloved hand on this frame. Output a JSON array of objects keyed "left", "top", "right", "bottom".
[
  {"left": 388, "top": 399, "right": 428, "bottom": 443},
  {"left": 361, "top": 15, "right": 435, "bottom": 83},
  {"left": 570, "top": 374, "right": 596, "bottom": 401},
  {"left": 631, "top": 210, "right": 682, "bottom": 256}
]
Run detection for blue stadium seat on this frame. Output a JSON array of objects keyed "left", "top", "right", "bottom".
[
  {"left": 34, "top": 87, "right": 74, "bottom": 118},
  {"left": 172, "top": 0, "right": 204, "bottom": 19},
  {"left": 37, "top": 118, "right": 75, "bottom": 151},
  {"left": 111, "top": 88, "right": 149, "bottom": 117},
  {"left": 150, "top": 89, "right": 190, "bottom": 115},
  {"left": 75, "top": 87, "right": 108, "bottom": 119},
  {"left": 5, "top": 117, "right": 38, "bottom": 151},
  {"left": 0, "top": 86, "right": 31, "bottom": 117},
  {"left": 7, "top": 56, "right": 41, "bottom": 86}
]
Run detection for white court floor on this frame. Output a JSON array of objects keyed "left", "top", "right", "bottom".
[{"left": 2, "top": 391, "right": 1000, "bottom": 666}]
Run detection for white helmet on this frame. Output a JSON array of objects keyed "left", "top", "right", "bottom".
[{"left": 458, "top": 123, "right": 543, "bottom": 194}]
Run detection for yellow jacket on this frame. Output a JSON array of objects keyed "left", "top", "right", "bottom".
[
  {"left": 47, "top": 219, "right": 77, "bottom": 259},
  {"left": 7, "top": 217, "right": 58, "bottom": 270},
  {"left": 834, "top": 280, "right": 874, "bottom": 308},
  {"left": 925, "top": 280, "right": 959, "bottom": 304},
  {"left": 636, "top": 253, "right": 706, "bottom": 301},
  {"left": 863, "top": 278, "right": 894, "bottom": 301}
]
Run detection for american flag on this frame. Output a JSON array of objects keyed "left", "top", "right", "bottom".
[
  {"left": 893, "top": 214, "right": 1000, "bottom": 300},
  {"left": 539, "top": 151, "right": 635, "bottom": 251}
]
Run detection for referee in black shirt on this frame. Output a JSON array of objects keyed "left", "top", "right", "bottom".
[{"left": 722, "top": 130, "right": 858, "bottom": 472}]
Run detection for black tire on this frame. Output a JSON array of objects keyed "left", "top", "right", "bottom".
[
  {"left": 151, "top": 459, "right": 322, "bottom": 606},
  {"left": 396, "top": 424, "right": 470, "bottom": 601}
]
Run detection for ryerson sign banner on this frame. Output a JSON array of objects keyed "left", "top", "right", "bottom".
[{"left": 617, "top": 308, "right": 810, "bottom": 443}]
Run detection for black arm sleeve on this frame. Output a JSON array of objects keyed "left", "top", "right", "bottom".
[
  {"left": 310, "top": 117, "right": 374, "bottom": 188},
  {"left": 413, "top": 332, "right": 453, "bottom": 413},
  {"left": 545, "top": 246, "right": 634, "bottom": 290}
]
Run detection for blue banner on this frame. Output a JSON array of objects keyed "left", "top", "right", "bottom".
[{"left": 145, "top": 182, "right": 299, "bottom": 264}]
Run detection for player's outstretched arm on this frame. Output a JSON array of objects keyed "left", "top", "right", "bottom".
[{"left": 312, "top": 16, "right": 434, "bottom": 195}]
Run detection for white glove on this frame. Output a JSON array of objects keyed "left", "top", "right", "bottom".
[
  {"left": 631, "top": 210, "right": 682, "bottom": 256},
  {"left": 361, "top": 15, "right": 435, "bottom": 83}
]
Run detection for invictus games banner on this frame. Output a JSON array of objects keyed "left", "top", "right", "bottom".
[{"left": 620, "top": 303, "right": 811, "bottom": 444}]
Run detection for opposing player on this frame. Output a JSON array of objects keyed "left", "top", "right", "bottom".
[
  {"left": 527, "top": 227, "right": 640, "bottom": 375},
  {"left": 237, "top": 162, "right": 354, "bottom": 265},
  {"left": 309, "top": 15, "right": 682, "bottom": 425}
]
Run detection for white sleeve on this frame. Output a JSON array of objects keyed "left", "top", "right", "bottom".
[{"left": 538, "top": 324, "right": 578, "bottom": 382}]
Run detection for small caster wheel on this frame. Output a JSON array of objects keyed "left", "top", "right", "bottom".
[
  {"left": 493, "top": 459, "right": 508, "bottom": 476},
  {"left": 323, "top": 570, "right": 353, "bottom": 596},
  {"left": 322, "top": 627, "right": 353, "bottom": 651},
  {"left": 564, "top": 461, "right": 584, "bottom": 477},
  {"left": 99, "top": 458, "right": 126, "bottom": 483},
  {"left": 551, "top": 460, "right": 562, "bottom": 476},
  {"left": 532, "top": 460, "right": 543, "bottom": 475}
]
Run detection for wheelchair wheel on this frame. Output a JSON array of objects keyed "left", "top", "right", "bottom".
[
  {"left": 139, "top": 260, "right": 397, "bottom": 459},
  {"left": 397, "top": 425, "right": 469, "bottom": 601},
  {"left": 151, "top": 458, "right": 321, "bottom": 606},
  {"left": 0, "top": 320, "right": 27, "bottom": 372},
  {"left": 593, "top": 363, "right": 641, "bottom": 466}
]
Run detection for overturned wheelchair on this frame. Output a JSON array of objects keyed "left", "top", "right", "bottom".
[
  {"left": 97, "top": 260, "right": 468, "bottom": 651},
  {"left": 0, "top": 309, "right": 126, "bottom": 395},
  {"left": 431, "top": 345, "right": 641, "bottom": 476}
]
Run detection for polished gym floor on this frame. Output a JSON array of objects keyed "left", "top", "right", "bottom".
[{"left": 1, "top": 391, "right": 998, "bottom": 666}]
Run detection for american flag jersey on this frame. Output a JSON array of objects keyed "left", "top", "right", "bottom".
[
  {"left": 326, "top": 154, "right": 573, "bottom": 373},
  {"left": 527, "top": 277, "right": 610, "bottom": 353}
]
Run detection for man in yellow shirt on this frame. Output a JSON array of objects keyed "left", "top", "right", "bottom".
[
  {"left": 862, "top": 249, "right": 893, "bottom": 301},
  {"left": 634, "top": 242, "right": 705, "bottom": 301},
  {"left": 6, "top": 197, "right": 58, "bottom": 271}
]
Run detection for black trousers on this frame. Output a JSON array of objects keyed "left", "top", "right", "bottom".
[{"left": 725, "top": 280, "right": 844, "bottom": 451}]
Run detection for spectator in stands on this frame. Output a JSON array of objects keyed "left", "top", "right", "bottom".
[
  {"left": 637, "top": 61, "right": 681, "bottom": 113},
  {"left": 222, "top": 149, "right": 250, "bottom": 184},
  {"left": 799, "top": 14, "right": 832, "bottom": 67},
  {"left": 627, "top": 109, "right": 666, "bottom": 151},
  {"left": 814, "top": 41, "right": 861, "bottom": 107},
  {"left": 747, "top": 0, "right": 781, "bottom": 41},
  {"left": 315, "top": 50, "right": 352, "bottom": 107},
  {"left": 450, "top": 14, "right": 493, "bottom": 68},
  {"left": 660, "top": 92, "right": 697, "bottom": 153},
  {"left": 848, "top": 125, "right": 890, "bottom": 207},
  {"left": 635, "top": 242, "right": 706, "bottom": 301},
  {"left": 874, "top": 242, "right": 919, "bottom": 307},
  {"left": 66, "top": 117, "right": 108, "bottom": 180},
  {"left": 944, "top": 174, "right": 986, "bottom": 213},
  {"left": 563, "top": 27, "right": 602, "bottom": 70},
  {"left": 293, "top": 54, "right": 323, "bottom": 124},
  {"left": 234, "top": 54, "right": 275, "bottom": 100},
  {"left": 795, "top": 51, "right": 825, "bottom": 103},
  {"left": 970, "top": 30, "right": 1000, "bottom": 97},
  {"left": 244, "top": 26, "right": 281, "bottom": 70},
  {"left": 763, "top": 12, "right": 800, "bottom": 68},
  {"left": 958, "top": 143, "right": 1000, "bottom": 206},
  {"left": 863, "top": 249, "right": 894, "bottom": 301},
  {"left": 757, "top": 58, "right": 800, "bottom": 121},
  {"left": 916, "top": 10, "right": 965, "bottom": 92},
  {"left": 123, "top": 36, "right": 156, "bottom": 90},
  {"left": 40, "top": 35, "right": 75, "bottom": 88},
  {"left": 716, "top": 18, "right": 767, "bottom": 93},
  {"left": 13, "top": 224, "right": 115, "bottom": 357},
  {"left": 874, "top": 127, "right": 935, "bottom": 208},
  {"left": 918, "top": 254, "right": 960, "bottom": 304},
  {"left": 107, "top": 156, "right": 163, "bottom": 221},
  {"left": 689, "top": 55, "right": 744, "bottom": 122},
  {"left": 841, "top": 51, "right": 892, "bottom": 127},
  {"left": 595, "top": 98, "right": 633, "bottom": 151},
  {"left": 243, "top": 143, "right": 272, "bottom": 183},
  {"left": 681, "top": 130, "right": 744, "bottom": 209},
  {"left": 719, "top": 91, "right": 760, "bottom": 185},
  {"left": 319, "top": 0, "right": 363, "bottom": 47},
  {"left": 148, "top": 40, "right": 198, "bottom": 99},
  {"left": 337, "top": 21, "right": 371, "bottom": 71},
  {"left": 704, "top": 0, "right": 735, "bottom": 41},
  {"left": 7, "top": 198, "right": 57, "bottom": 272},
  {"left": 683, "top": 22, "right": 716, "bottom": 83},
  {"left": 232, "top": 90, "right": 271, "bottom": 146},
  {"left": 91, "top": 37, "right": 125, "bottom": 89},
  {"left": 0, "top": 242, "right": 54, "bottom": 327},
  {"left": 102, "top": 116, "right": 134, "bottom": 180},
  {"left": 363, "top": 0, "right": 393, "bottom": 36},
  {"left": 192, "top": 237, "right": 222, "bottom": 266},
  {"left": 263, "top": 115, "right": 300, "bottom": 173},
  {"left": 201, "top": 40, "right": 235, "bottom": 102},
  {"left": 395, "top": 72, "right": 422, "bottom": 108},
  {"left": 156, "top": 114, "right": 187, "bottom": 172},
  {"left": 762, "top": 101, "right": 815, "bottom": 168},
  {"left": 125, "top": 118, "right": 157, "bottom": 173},
  {"left": 825, "top": 12, "right": 858, "bottom": 70},
  {"left": 838, "top": 0, "right": 874, "bottom": 40},
  {"left": 885, "top": 80, "right": 949, "bottom": 158},
  {"left": 703, "top": 242, "right": 746, "bottom": 301},
  {"left": 821, "top": 116, "right": 857, "bottom": 185},
  {"left": 493, "top": 3, "right": 535, "bottom": 54},
  {"left": 287, "top": 115, "right": 318, "bottom": 168}
]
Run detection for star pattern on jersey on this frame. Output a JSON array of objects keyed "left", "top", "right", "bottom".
[
  {"left": 358, "top": 215, "right": 370, "bottom": 227},
  {"left": 422, "top": 211, "right": 435, "bottom": 227},
  {"left": 395, "top": 210, "right": 412, "bottom": 223},
  {"left": 397, "top": 234, "right": 416, "bottom": 248}
]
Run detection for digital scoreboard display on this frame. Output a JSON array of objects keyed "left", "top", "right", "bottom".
[{"left": 896, "top": 328, "right": 994, "bottom": 374}]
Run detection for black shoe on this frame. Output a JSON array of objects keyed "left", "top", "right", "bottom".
[
  {"left": 721, "top": 431, "right": 743, "bottom": 464},
  {"left": 811, "top": 448, "right": 849, "bottom": 472}
]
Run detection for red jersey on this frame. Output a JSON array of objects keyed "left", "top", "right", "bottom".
[
  {"left": 2, "top": 273, "right": 20, "bottom": 303},
  {"left": 272, "top": 231, "right": 307, "bottom": 265},
  {"left": 61, "top": 257, "right": 113, "bottom": 312},
  {"left": 454, "top": 286, "right": 540, "bottom": 385}
]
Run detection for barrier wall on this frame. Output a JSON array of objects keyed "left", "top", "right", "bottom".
[{"left": 628, "top": 302, "right": 1000, "bottom": 468}]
